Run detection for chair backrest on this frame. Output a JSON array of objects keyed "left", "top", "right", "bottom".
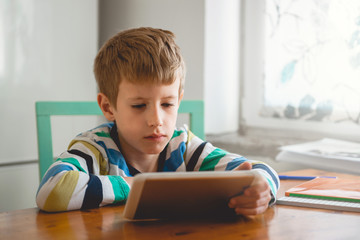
[{"left": 35, "top": 100, "right": 204, "bottom": 179}]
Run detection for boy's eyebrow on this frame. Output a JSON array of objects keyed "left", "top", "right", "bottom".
[
  {"left": 162, "top": 95, "right": 178, "bottom": 99},
  {"left": 128, "top": 95, "right": 178, "bottom": 101}
]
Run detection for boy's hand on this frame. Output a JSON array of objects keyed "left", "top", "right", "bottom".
[
  {"left": 227, "top": 162, "right": 272, "bottom": 215},
  {"left": 124, "top": 177, "right": 133, "bottom": 187}
]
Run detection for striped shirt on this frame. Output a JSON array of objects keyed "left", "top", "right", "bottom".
[{"left": 36, "top": 122, "right": 279, "bottom": 212}]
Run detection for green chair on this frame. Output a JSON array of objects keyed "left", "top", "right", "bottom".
[{"left": 35, "top": 100, "right": 204, "bottom": 179}]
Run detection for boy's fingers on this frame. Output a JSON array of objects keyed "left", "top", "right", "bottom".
[
  {"left": 228, "top": 195, "right": 271, "bottom": 216},
  {"left": 244, "top": 181, "right": 270, "bottom": 196},
  {"left": 234, "top": 205, "right": 269, "bottom": 216},
  {"left": 228, "top": 182, "right": 272, "bottom": 208},
  {"left": 228, "top": 191, "right": 271, "bottom": 207},
  {"left": 234, "top": 161, "right": 252, "bottom": 171}
]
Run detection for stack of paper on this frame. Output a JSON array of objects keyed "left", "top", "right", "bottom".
[
  {"left": 276, "top": 138, "right": 360, "bottom": 174},
  {"left": 277, "top": 196, "right": 360, "bottom": 212}
]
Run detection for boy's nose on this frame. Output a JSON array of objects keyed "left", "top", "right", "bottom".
[{"left": 147, "top": 107, "right": 163, "bottom": 127}]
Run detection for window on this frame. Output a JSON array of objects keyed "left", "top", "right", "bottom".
[{"left": 241, "top": 0, "right": 360, "bottom": 139}]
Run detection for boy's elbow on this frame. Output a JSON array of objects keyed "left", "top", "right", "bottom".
[
  {"left": 36, "top": 171, "right": 81, "bottom": 212},
  {"left": 36, "top": 191, "right": 74, "bottom": 212},
  {"left": 36, "top": 196, "right": 65, "bottom": 212},
  {"left": 36, "top": 187, "right": 74, "bottom": 212}
]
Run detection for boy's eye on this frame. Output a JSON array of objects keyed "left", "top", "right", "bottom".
[
  {"left": 162, "top": 103, "right": 175, "bottom": 108},
  {"left": 132, "top": 104, "right": 146, "bottom": 109}
]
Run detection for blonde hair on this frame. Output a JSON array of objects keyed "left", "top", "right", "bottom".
[{"left": 94, "top": 27, "right": 186, "bottom": 107}]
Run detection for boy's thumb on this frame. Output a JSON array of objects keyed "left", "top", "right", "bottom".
[{"left": 235, "top": 161, "right": 252, "bottom": 171}]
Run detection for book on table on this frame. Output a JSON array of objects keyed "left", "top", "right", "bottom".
[{"left": 277, "top": 177, "right": 360, "bottom": 212}]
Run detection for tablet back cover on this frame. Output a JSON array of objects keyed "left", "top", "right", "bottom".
[{"left": 128, "top": 174, "right": 254, "bottom": 219}]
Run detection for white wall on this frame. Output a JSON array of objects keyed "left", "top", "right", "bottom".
[
  {"left": 0, "top": 0, "right": 206, "bottom": 212},
  {"left": 99, "top": 0, "right": 205, "bottom": 101},
  {"left": 204, "top": 0, "right": 241, "bottom": 134},
  {"left": 0, "top": 1, "right": 99, "bottom": 166},
  {"left": 99, "top": 0, "right": 240, "bottom": 134},
  {"left": 0, "top": 0, "right": 98, "bottom": 212},
  {"left": 0, "top": 0, "right": 241, "bottom": 212}
]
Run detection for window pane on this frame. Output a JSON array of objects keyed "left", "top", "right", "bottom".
[{"left": 262, "top": 0, "right": 360, "bottom": 125}]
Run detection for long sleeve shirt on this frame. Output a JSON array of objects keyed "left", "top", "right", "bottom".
[{"left": 36, "top": 122, "right": 280, "bottom": 212}]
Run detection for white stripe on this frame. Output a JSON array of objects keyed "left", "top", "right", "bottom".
[
  {"left": 99, "top": 176, "right": 115, "bottom": 206},
  {"left": 67, "top": 172, "right": 89, "bottom": 211},
  {"left": 108, "top": 162, "right": 128, "bottom": 176},
  {"left": 214, "top": 153, "right": 237, "bottom": 171}
]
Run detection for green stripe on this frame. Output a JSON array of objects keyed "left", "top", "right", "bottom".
[
  {"left": 95, "top": 131, "right": 111, "bottom": 138},
  {"left": 288, "top": 193, "right": 360, "bottom": 203},
  {"left": 266, "top": 178, "right": 276, "bottom": 197},
  {"left": 57, "top": 157, "right": 87, "bottom": 173},
  {"left": 199, "top": 148, "right": 227, "bottom": 171},
  {"left": 172, "top": 129, "right": 184, "bottom": 139},
  {"left": 108, "top": 176, "right": 130, "bottom": 203}
]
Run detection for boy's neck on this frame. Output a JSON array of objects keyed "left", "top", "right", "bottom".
[{"left": 126, "top": 154, "right": 159, "bottom": 173}]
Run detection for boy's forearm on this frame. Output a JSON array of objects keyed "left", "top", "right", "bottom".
[{"left": 36, "top": 170, "right": 130, "bottom": 212}]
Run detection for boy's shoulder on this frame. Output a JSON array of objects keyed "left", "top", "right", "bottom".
[
  {"left": 172, "top": 125, "right": 189, "bottom": 140},
  {"left": 70, "top": 122, "right": 117, "bottom": 150},
  {"left": 71, "top": 123, "right": 194, "bottom": 151},
  {"left": 79, "top": 122, "right": 114, "bottom": 138},
  {"left": 170, "top": 124, "right": 202, "bottom": 147}
]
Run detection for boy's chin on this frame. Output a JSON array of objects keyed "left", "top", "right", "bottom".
[
  {"left": 143, "top": 145, "right": 167, "bottom": 155},
  {"left": 144, "top": 149, "right": 165, "bottom": 155}
]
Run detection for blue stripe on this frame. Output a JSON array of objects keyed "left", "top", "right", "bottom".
[
  {"left": 37, "top": 164, "right": 74, "bottom": 195},
  {"left": 225, "top": 157, "right": 248, "bottom": 170},
  {"left": 252, "top": 164, "right": 280, "bottom": 189},
  {"left": 95, "top": 140, "right": 131, "bottom": 176},
  {"left": 164, "top": 142, "right": 186, "bottom": 171},
  {"left": 81, "top": 174, "right": 103, "bottom": 209}
]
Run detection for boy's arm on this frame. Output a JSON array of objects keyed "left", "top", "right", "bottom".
[
  {"left": 36, "top": 142, "right": 130, "bottom": 212},
  {"left": 184, "top": 132, "right": 280, "bottom": 208}
]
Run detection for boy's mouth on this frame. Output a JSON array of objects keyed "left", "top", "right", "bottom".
[{"left": 144, "top": 134, "right": 166, "bottom": 141}]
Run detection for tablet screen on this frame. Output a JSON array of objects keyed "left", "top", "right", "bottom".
[{"left": 123, "top": 171, "right": 257, "bottom": 220}]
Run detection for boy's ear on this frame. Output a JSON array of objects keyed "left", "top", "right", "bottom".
[
  {"left": 97, "top": 93, "right": 115, "bottom": 121},
  {"left": 178, "top": 90, "right": 184, "bottom": 106}
]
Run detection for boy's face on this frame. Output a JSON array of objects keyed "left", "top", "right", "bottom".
[{"left": 110, "top": 79, "right": 183, "bottom": 157}]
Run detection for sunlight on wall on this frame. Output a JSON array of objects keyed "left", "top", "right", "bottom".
[
  {"left": 0, "top": 3, "right": 5, "bottom": 78},
  {"left": 204, "top": 0, "right": 240, "bottom": 134}
]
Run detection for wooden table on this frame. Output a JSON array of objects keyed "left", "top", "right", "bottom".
[{"left": 1, "top": 169, "right": 360, "bottom": 240}]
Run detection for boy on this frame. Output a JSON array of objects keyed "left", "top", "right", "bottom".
[{"left": 36, "top": 27, "right": 279, "bottom": 215}]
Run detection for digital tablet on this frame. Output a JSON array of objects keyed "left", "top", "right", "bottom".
[{"left": 123, "top": 170, "right": 259, "bottom": 220}]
